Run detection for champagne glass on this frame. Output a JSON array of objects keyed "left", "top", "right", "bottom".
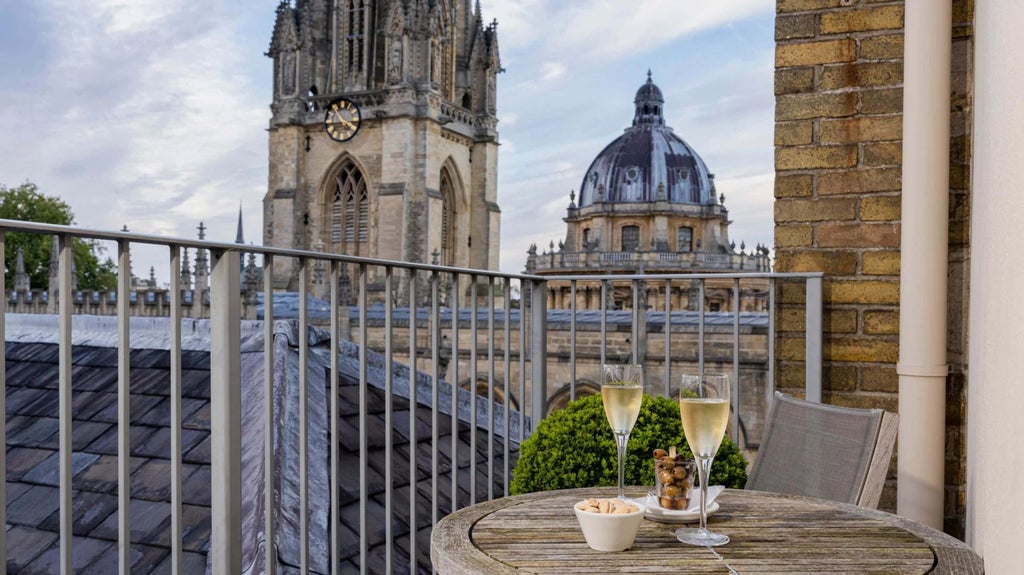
[
  {"left": 601, "top": 364, "right": 644, "bottom": 499},
  {"left": 676, "top": 372, "right": 731, "bottom": 546}
]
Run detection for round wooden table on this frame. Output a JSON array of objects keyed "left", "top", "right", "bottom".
[{"left": 431, "top": 487, "right": 983, "bottom": 574}]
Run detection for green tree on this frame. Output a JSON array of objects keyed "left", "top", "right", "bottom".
[{"left": 1, "top": 181, "right": 117, "bottom": 291}]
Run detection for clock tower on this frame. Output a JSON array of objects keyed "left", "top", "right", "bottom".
[{"left": 264, "top": 0, "right": 502, "bottom": 297}]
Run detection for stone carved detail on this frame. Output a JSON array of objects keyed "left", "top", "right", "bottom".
[
  {"left": 388, "top": 38, "right": 404, "bottom": 85},
  {"left": 282, "top": 51, "right": 297, "bottom": 95}
]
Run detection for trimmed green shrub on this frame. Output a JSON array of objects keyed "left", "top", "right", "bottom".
[{"left": 510, "top": 393, "right": 748, "bottom": 495}]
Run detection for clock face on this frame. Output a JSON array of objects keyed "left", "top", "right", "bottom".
[{"left": 324, "top": 98, "right": 361, "bottom": 142}]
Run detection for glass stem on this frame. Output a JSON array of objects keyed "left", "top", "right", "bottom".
[
  {"left": 697, "top": 455, "right": 712, "bottom": 534},
  {"left": 615, "top": 432, "right": 629, "bottom": 498}
]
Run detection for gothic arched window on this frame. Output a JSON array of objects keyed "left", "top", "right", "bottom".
[
  {"left": 440, "top": 168, "right": 456, "bottom": 266},
  {"left": 332, "top": 161, "right": 368, "bottom": 249},
  {"left": 344, "top": 0, "right": 367, "bottom": 82}
]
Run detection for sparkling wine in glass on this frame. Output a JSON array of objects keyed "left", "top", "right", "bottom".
[
  {"left": 676, "top": 372, "right": 731, "bottom": 546},
  {"left": 601, "top": 364, "right": 644, "bottom": 499}
]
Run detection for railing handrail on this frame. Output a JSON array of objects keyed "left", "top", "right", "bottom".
[
  {"left": 536, "top": 271, "right": 823, "bottom": 281},
  {"left": 0, "top": 219, "right": 541, "bottom": 281},
  {"left": 0, "top": 219, "right": 822, "bottom": 284}
]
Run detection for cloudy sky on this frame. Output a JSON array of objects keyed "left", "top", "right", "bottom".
[{"left": 0, "top": 0, "right": 774, "bottom": 281}]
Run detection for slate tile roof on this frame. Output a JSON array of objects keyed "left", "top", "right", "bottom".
[
  {"left": 5, "top": 316, "right": 523, "bottom": 574},
  {"left": 5, "top": 341, "right": 212, "bottom": 573}
]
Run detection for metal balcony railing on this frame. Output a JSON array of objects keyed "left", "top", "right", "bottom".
[{"left": 0, "top": 219, "right": 823, "bottom": 575}]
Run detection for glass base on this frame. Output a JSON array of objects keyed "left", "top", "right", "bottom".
[{"left": 675, "top": 527, "right": 730, "bottom": 547}]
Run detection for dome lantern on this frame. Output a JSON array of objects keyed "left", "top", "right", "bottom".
[{"left": 633, "top": 69, "right": 665, "bottom": 127}]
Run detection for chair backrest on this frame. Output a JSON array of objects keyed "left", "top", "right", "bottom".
[{"left": 745, "top": 392, "right": 898, "bottom": 508}]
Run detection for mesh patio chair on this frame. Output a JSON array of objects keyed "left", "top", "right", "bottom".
[{"left": 745, "top": 392, "right": 899, "bottom": 509}]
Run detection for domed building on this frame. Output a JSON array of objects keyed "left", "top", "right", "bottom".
[{"left": 525, "top": 72, "right": 771, "bottom": 312}]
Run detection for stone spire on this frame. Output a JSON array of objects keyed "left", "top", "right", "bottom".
[
  {"left": 236, "top": 204, "right": 246, "bottom": 276},
  {"left": 194, "top": 222, "right": 209, "bottom": 291},
  {"left": 180, "top": 248, "right": 193, "bottom": 290},
  {"left": 14, "top": 247, "right": 30, "bottom": 292},
  {"left": 235, "top": 203, "right": 245, "bottom": 244}
]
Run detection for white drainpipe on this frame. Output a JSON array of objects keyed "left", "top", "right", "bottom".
[{"left": 897, "top": 0, "right": 951, "bottom": 529}]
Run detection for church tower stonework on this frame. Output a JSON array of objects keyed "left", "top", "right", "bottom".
[{"left": 264, "top": 0, "right": 502, "bottom": 295}]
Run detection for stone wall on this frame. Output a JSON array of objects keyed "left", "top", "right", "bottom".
[
  {"left": 344, "top": 312, "right": 772, "bottom": 448},
  {"left": 773, "top": 0, "right": 972, "bottom": 535}
]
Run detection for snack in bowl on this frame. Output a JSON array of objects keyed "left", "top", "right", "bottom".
[
  {"left": 653, "top": 446, "right": 696, "bottom": 510},
  {"left": 573, "top": 497, "right": 645, "bottom": 551}
]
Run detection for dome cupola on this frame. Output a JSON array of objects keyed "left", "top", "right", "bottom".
[
  {"left": 633, "top": 69, "right": 665, "bottom": 126},
  {"left": 577, "top": 72, "right": 716, "bottom": 208}
]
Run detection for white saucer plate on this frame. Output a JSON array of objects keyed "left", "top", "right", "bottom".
[
  {"left": 632, "top": 486, "right": 724, "bottom": 524},
  {"left": 642, "top": 498, "right": 720, "bottom": 523}
]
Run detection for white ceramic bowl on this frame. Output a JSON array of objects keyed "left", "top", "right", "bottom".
[{"left": 573, "top": 499, "right": 646, "bottom": 552}]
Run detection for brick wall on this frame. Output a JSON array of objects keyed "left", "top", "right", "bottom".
[{"left": 773, "top": 0, "right": 973, "bottom": 536}]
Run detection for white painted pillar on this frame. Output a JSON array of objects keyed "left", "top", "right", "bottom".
[
  {"left": 897, "top": 0, "right": 951, "bottom": 529},
  {"left": 968, "top": 0, "right": 1024, "bottom": 569}
]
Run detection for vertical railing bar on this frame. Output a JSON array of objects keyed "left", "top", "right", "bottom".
[
  {"left": 600, "top": 280, "right": 607, "bottom": 367},
  {"left": 408, "top": 271, "right": 418, "bottom": 575},
  {"left": 0, "top": 232, "right": 5, "bottom": 571},
  {"left": 169, "top": 246, "right": 184, "bottom": 575},
  {"left": 570, "top": 280, "right": 576, "bottom": 401},
  {"left": 358, "top": 264, "right": 369, "bottom": 574},
  {"left": 430, "top": 271, "right": 441, "bottom": 530},
  {"left": 330, "top": 261, "right": 341, "bottom": 575},
  {"left": 502, "top": 277, "right": 512, "bottom": 498},
  {"left": 767, "top": 278, "right": 777, "bottom": 406},
  {"left": 664, "top": 279, "right": 672, "bottom": 396},
  {"left": 518, "top": 279, "right": 526, "bottom": 440},
  {"left": 116, "top": 238, "right": 132, "bottom": 575},
  {"left": 529, "top": 279, "right": 548, "bottom": 426},
  {"left": 698, "top": 280, "right": 706, "bottom": 376},
  {"left": 469, "top": 275, "right": 478, "bottom": 505},
  {"left": 805, "top": 275, "right": 824, "bottom": 403},
  {"left": 632, "top": 278, "right": 640, "bottom": 363},
  {"left": 58, "top": 234, "right": 74, "bottom": 575},
  {"left": 263, "top": 255, "right": 277, "bottom": 575},
  {"left": 210, "top": 249, "right": 242, "bottom": 574},
  {"left": 384, "top": 268, "right": 394, "bottom": 574},
  {"left": 732, "top": 278, "right": 741, "bottom": 446},
  {"left": 487, "top": 277, "right": 495, "bottom": 501},
  {"left": 449, "top": 274, "right": 460, "bottom": 512},
  {"left": 298, "top": 259, "right": 310, "bottom": 575}
]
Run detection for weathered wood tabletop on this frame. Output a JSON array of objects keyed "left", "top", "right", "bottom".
[{"left": 431, "top": 487, "right": 983, "bottom": 574}]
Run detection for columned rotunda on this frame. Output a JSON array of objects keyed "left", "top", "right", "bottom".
[{"left": 526, "top": 73, "right": 771, "bottom": 311}]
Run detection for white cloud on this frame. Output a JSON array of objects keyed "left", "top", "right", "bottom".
[
  {"left": 539, "top": 61, "right": 567, "bottom": 81},
  {"left": 0, "top": 0, "right": 272, "bottom": 280},
  {"left": 490, "top": 0, "right": 772, "bottom": 65}
]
